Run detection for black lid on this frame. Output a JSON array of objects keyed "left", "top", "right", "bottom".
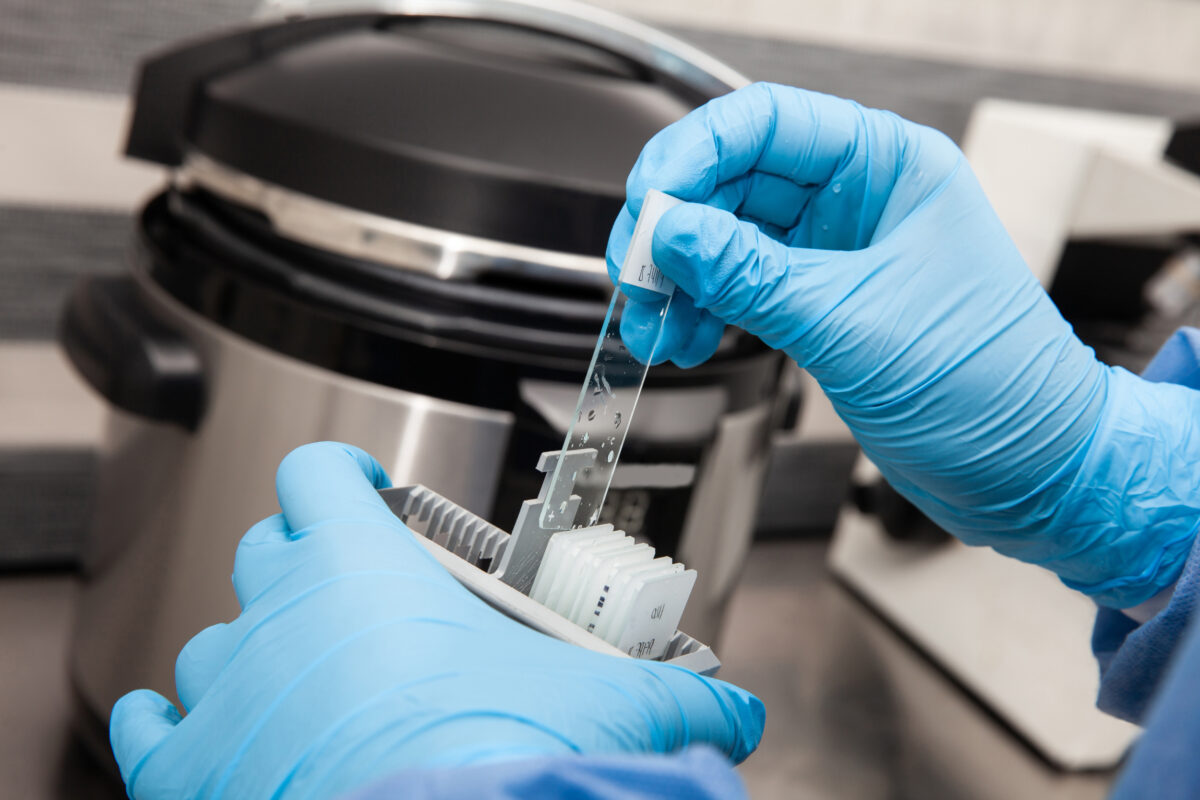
[
  {"left": 126, "top": 13, "right": 720, "bottom": 256},
  {"left": 136, "top": 188, "right": 782, "bottom": 414}
]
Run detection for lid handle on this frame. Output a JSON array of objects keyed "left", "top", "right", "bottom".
[{"left": 255, "top": 0, "right": 749, "bottom": 98}]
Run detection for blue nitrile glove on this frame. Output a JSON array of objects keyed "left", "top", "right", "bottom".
[
  {"left": 108, "top": 442, "right": 763, "bottom": 799},
  {"left": 607, "top": 82, "right": 1200, "bottom": 607}
]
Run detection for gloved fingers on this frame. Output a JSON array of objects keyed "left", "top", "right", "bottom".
[
  {"left": 651, "top": 202, "right": 829, "bottom": 345},
  {"left": 784, "top": 210, "right": 857, "bottom": 252},
  {"left": 604, "top": 205, "right": 678, "bottom": 304},
  {"left": 636, "top": 665, "right": 765, "bottom": 764},
  {"left": 610, "top": 216, "right": 724, "bottom": 366},
  {"left": 605, "top": 204, "right": 636, "bottom": 286},
  {"left": 275, "top": 443, "right": 458, "bottom": 584},
  {"left": 609, "top": 172, "right": 809, "bottom": 292},
  {"left": 739, "top": 213, "right": 793, "bottom": 244},
  {"left": 175, "top": 622, "right": 236, "bottom": 712},
  {"left": 710, "top": 171, "right": 813, "bottom": 231},
  {"left": 670, "top": 311, "right": 725, "bottom": 369},
  {"left": 618, "top": 292, "right": 701, "bottom": 366},
  {"left": 626, "top": 83, "right": 865, "bottom": 215},
  {"left": 109, "top": 689, "right": 182, "bottom": 789},
  {"left": 698, "top": 675, "right": 766, "bottom": 764},
  {"left": 608, "top": 200, "right": 690, "bottom": 294},
  {"left": 783, "top": 184, "right": 890, "bottom": 253},
  {"left": 232, "top": 513, "right": 292, "bottom": 609},
  {"left": 275, "top": 442, "right": 396, "bottom": 534}
]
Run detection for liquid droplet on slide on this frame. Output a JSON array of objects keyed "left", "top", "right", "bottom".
[
  {"left": 832, "top": 182, "right": 842, "bottom": 194},
  {"left": 587, "top": 408, "right": 596, "bottom": 421},
  {"left": 613, "top": 411, "right": 622, "bottom": 428},
  {"left": 607, "top": 451, "right": 615, "bottom": 463}
]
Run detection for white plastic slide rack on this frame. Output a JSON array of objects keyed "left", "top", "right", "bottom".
[{"left": 378, "top": 448, "right": 717, "bottom": 675}]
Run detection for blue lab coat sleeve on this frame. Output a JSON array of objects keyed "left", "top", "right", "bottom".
[
  {"left": 1092, "top": 534, "right": 1200, "bottom": 724},
  {"left": 343, "top": 745, "right": 747, "bottom": 800},
  {"left": 1091, "top": 328, "right": 1200, "bottom": 798},
  {"left": 1092, "top": 327, "right": 1200, "bottom": 722}
]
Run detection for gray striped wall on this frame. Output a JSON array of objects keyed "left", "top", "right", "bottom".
[{"left": 0, "top": 0, "right": 259, "bottom": 94}]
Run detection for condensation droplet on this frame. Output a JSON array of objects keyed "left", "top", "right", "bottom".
[
  {"left": 587, "top": 408, "right": 596, "bottom": 421},
  {"left": 558, "top": 500, "right": 567, "bottom": 513},
  {"left": 613, "top": 411, "right": 622, "bottom": 428},
  {"left": 607, "top": 451, "right": 615, "bottom": 463},
  {"left": 821, "top": 224, "right": 829, "bottom": 232},
  {"left": 582, "top": 432, "right": 590, "bottom": 444},
  {"left": 831, "top": 182, "right": 842, "bottom": 194}
]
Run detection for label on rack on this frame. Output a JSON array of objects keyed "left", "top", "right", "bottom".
[
  {"left": 618, "top": 189, "right": 684, "bottom": 296},
  {"left": 614, "top": 568, "right": 697, "bottom": 660}
]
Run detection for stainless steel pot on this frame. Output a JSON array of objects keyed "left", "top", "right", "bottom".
[{"left": 62, "top": 1, "right": 786, "bottom": 739}]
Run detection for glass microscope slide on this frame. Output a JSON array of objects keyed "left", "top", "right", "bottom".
[
  {"left": 532, "top": 527, "right": 695, "bottom": 657},
  {"left": 539, "top": 189, "right": 684, "bottom": 530}
]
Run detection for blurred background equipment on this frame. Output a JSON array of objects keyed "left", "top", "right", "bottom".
[{"left": 966, "top": 99, "right": 1200, "bottom": 370}]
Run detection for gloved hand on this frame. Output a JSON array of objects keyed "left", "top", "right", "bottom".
[
  {"left": 608, "top": 82, "right": 1200, "bottom": 607},
  {"left": 109, "top": 442, "right": 763, "bottom": 799}
]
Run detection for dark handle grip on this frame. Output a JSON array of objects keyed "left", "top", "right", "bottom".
[{"left": 58, "top": 276, "right": 205, "bottom": 430}]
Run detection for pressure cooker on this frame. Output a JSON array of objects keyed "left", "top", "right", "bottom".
[{"left": 61, "top": 0, "right": 787, "bottom": 742}]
